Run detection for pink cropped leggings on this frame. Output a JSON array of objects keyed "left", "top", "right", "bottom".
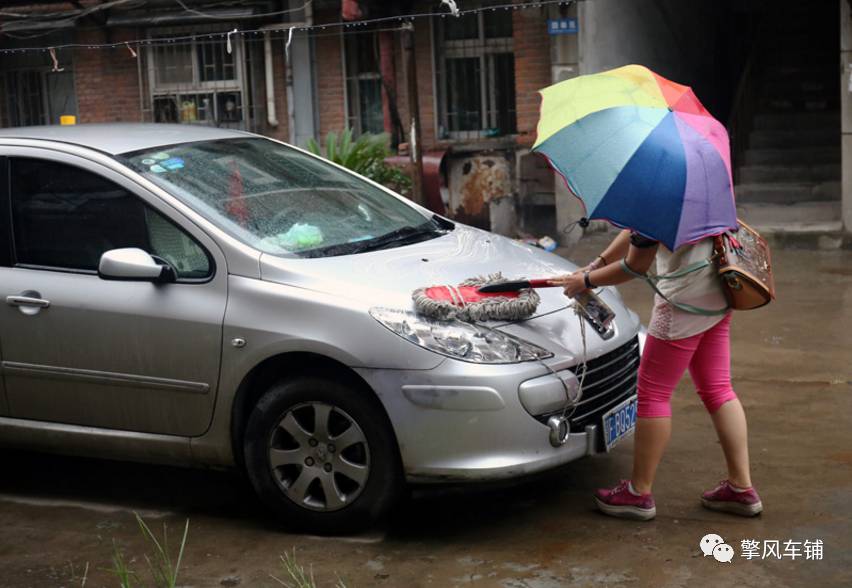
[{"left": 637, "top": 314, "right": 737, "bottom": 418}]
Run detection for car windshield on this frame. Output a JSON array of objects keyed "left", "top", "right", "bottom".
[{"left": 121, "top": 138, "right": 447, "bottom": 258}]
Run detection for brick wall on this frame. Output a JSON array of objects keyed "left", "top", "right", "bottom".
[
  {"left": 311, "top": 16, "right": 437, "bottom": 150},
  {"left": 315, "top": 10, "right": 346, "bottom": 141},
  {"left": 414, "top": 20, "right": 438, "bottom": 151},
  {"left": 72, "top": 28, "right": 143, "bottom": 123},
  {"left": 513, "top": 6, "right": 551, "bottom": 147}
]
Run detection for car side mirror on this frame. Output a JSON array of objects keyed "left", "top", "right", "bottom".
[{"left": 98, "top": 248, "right": 176, "bottom": 283}]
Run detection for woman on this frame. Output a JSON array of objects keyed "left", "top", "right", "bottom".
[{"left": 557, "top": 229, "right": 762, "bottom": 521}]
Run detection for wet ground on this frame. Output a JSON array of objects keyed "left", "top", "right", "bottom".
[{"left": 0, "top": 234, "right": 850, "bottom": 588}]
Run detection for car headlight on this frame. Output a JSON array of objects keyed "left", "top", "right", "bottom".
[{"left": 369, "top": 307, "right": 553, "bottom": 364}]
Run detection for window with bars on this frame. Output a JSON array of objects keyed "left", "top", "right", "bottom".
[
  {"left": 1, "top": 42, "right": 76, "bottom": 127},
  {"left": 434, "top": 7, "right": 516, "bottom": 140},
  {"left": 4, "top": 71, "right": 44, "bottom": 127},
  {"left": 146, "top": 32, "right": 247, "bottom": 128},
  {"left": 343, "top": 32, "right": 384, "bottom": 136}
]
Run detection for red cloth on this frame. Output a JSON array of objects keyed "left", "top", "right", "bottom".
[
  {"left": 226, "top": 161, "right": 249, "bottom": 227},
  {"left": 342, "top": 0, "right": 362, "bottom": 20}
]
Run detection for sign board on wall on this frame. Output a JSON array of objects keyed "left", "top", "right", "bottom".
[{"left": 547, "top": 18, "right": 578, "bottom": 35}]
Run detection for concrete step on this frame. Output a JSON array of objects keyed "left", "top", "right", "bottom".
[
  {"left": 737, "top": 163, "right": 840, "bottom": 183},
  {"left": 737, "top": 201, "right": 841, "bottom": 225},
  {"left": 735, "top": 181, "right": 840, "bottom": 204},
  {"left": 752, "top": 111, "right": 839, "bottom": 130},
  {"left": 748, "top": 128, "right": 839, "bottom": 149},
  {"left": 761, "top": 96, "right": 838, "bottom": 113},
  {"left": 763, "top": 65, "right": 837, "bottom": 83},
  {"left": 763, "top": 50, "right": 837, "bottom": 67},
  {"left": 762, "top": 79, "right": 836, "bottom": 98},
  {"left": 743, "top": 146, "right": 840, "bottom": 165},
  {"left": 757, "top": 38, "right": 840, "bottom": 58},
  {"left": 737, "top": 202, "right": 848, "bottom": 249}
]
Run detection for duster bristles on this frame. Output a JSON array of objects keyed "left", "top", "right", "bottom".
[{"left": 412, "top": 273, "right": 541, "bottom": 322}]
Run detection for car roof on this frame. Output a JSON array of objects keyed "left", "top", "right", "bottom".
[{"left": 0, "top": 123, "right": 255, "bottom": 155}]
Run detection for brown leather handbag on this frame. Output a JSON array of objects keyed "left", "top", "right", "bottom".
[{"left": 713, "top": 220, "right": 775, "bottom": 310}]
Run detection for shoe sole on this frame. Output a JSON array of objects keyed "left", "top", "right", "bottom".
[
  {"left": 594, "top": 497, "right": 656, "bottom": 520},
  {"left": 701, "top": 498, "right": 763, "bottom": 516}
]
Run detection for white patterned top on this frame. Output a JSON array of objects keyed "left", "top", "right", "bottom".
[{"left": 646, "top": 238, "right": 730, "bottom": 340}]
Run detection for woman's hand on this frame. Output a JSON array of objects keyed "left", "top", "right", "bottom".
[{"left": 552, "top": 272, "right": 587, "bottom": 298}]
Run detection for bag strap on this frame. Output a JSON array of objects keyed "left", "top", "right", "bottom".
[
  {"left": 620, "top": 258, "right": 729, "bottom": 317},
  {"left": 652, "top": 258, "right": 713, "bottom": 280}
]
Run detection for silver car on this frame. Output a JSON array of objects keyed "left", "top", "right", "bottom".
[{"left": 0, "top": 124, "right": 642, "bottom": 532}]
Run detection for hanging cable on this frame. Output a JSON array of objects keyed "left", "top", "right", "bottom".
[
  {"left": 172, "top": 0, "right": 313, "bottom": 20},
  {"left": 0, "top": 0, "right": 575, "bottom": 54}
]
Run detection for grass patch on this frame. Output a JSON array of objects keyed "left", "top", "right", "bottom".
[
  {"left": 106, "top": 516, "right": 348, "bottom": 587},
  {"left": 106, "top": 513, "right": 188, "bottom": 588},
  {"left": 270, "top": 548, "right": 348, "bottom": 588}
]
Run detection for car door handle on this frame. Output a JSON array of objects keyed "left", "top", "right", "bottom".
[{"left": 6, "top": 295, "right": 51, "bottom": 309}]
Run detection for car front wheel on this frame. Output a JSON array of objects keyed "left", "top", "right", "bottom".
[{"left": 243, "top": 376, "right": 403, "bottom": 533}]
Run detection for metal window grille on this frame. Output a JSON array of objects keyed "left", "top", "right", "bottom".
[
  {"left": 141, "top": 28, "right": 265, "bottom": 132},
  {"left": 5, "top": 71, "right": 46, "bottom": 127},
  {"left": 0, "top": 38, "right": 73, "bottom": 127},
  {"left": 434, "top": 4, "right": 516, "bottom": 140},
  {"left": 343, "top": 32, "right": 384, "bottom": 136}
]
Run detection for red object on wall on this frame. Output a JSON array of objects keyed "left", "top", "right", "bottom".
[
  {"left": 342, "top": 0, "right": 362, "bottom": 21},
  {"left": 385, "top": 150, "right": 448, "bottom": 216},
  {"left": 227, "top": 161, "right": 250, "bottom": 227}
]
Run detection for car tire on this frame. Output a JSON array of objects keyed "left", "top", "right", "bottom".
[{"left": 243, "top": 376, "right": 403, "bottom": 534}]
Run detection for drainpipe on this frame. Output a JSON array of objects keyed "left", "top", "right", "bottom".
[
  {"left": 286, "top": 31, "right": 296, "bottom": 144},
  {"left": 264, "top": 31, "right": 279, "bottom": 128}
]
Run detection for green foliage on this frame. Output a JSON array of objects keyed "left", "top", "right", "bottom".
[
  {"left": 306, "top": 128, "right": 412, "bottom": 197},
  {"left": 108, "top": 540, "right": 137, "bottom": 588},
  {"left": 135, "top": 513, "right": 189, "bottom": 588},
  {"left": 270, "top": 549, "right": 348, "bottom": 588},
  {"left": 106, "top": 513, "right": 189, "bottom": 588},
  {"left": 104, "top": 519, "right": 348, "bottom": 588}
]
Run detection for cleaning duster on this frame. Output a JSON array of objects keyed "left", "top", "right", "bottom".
[{"left": 412, "top": 273, "right": 542, "bottom": 322}]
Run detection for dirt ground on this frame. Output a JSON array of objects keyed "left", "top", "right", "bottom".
[{"left": 0, "top": 234, "right": 850, "bottom": 588}]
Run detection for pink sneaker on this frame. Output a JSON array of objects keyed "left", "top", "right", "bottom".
[
  {"left": 594, "top": 480, "right": 656, "bottom": 521},
  {"left": 701, "top": 480, "right": 763, "bottom": 516}
]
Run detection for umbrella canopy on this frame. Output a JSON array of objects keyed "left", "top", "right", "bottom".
[{"left": 533, "top": 64, "right": 737, "bottom": 251}]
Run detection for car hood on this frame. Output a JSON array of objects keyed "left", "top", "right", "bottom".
[
  {"left": 259, "top": 225, "right": 578, "bottom": 315},
  {"left": 258, "top": 225, "right": 641, "bottom": 361}
]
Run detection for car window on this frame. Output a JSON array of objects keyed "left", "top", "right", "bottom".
[
  {"left": 0, "top": 157, "right": 11, "bottom": 267},
  {"left": 122, "top": 138, "right": 441, "bottom": 258},
  {"left": 9, "top": 158, "right": 211, "bottom": 279}
]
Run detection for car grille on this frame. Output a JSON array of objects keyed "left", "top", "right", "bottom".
[{"left": 535, "top": 336, "right": 640, "bottom": 439}]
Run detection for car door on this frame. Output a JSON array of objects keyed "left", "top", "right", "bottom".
[
  {"left": 0, "top": 149, "right": 227, "bottom": 436},
  {"left": 0, "top": 156, "right": 10, "bottom": 416}
]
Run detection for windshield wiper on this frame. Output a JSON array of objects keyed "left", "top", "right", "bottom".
[
  {"left": 350, "top": 224, "right": 444, "bottom": 254},
  {"left": 430, "top": 214, "right": 455, "bottom": 231},
  {"left": 299, "top": 216, "right": 453, "bottom": 258}
]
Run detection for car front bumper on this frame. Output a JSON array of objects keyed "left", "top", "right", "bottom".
[{"left": 353, "top": 333, "right": 639, "bottom": 484}]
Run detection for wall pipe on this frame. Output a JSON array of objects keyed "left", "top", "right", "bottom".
[{"left": 264, "top": 30, "right": 279, "bottom": 128}]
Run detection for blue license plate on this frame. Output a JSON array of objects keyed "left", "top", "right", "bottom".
[{"left": 602, "top": 395, "right": 638, "bottom": 451}]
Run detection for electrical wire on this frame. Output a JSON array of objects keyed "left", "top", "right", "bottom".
[
  {"left": 0, "top": 0, "right": 574, "bottom": 54},
  {"left": 1, "top": 0, "right": 141, "bottom": 27},
  {"left": 172, "top": 0, "right": 313, "bottom": 20}
]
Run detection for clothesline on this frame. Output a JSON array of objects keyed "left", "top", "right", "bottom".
[{"left": 0, "top": 0, "right": 574, "bottom": 54}]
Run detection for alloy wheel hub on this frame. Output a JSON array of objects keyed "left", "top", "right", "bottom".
[{"left": 268, "top": 402, "right": 370, "bottom": 512}]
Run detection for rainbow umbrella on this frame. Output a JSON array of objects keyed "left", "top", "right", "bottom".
[{"left": 533, "top": 64, "right": 737, "bottom": 251}]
